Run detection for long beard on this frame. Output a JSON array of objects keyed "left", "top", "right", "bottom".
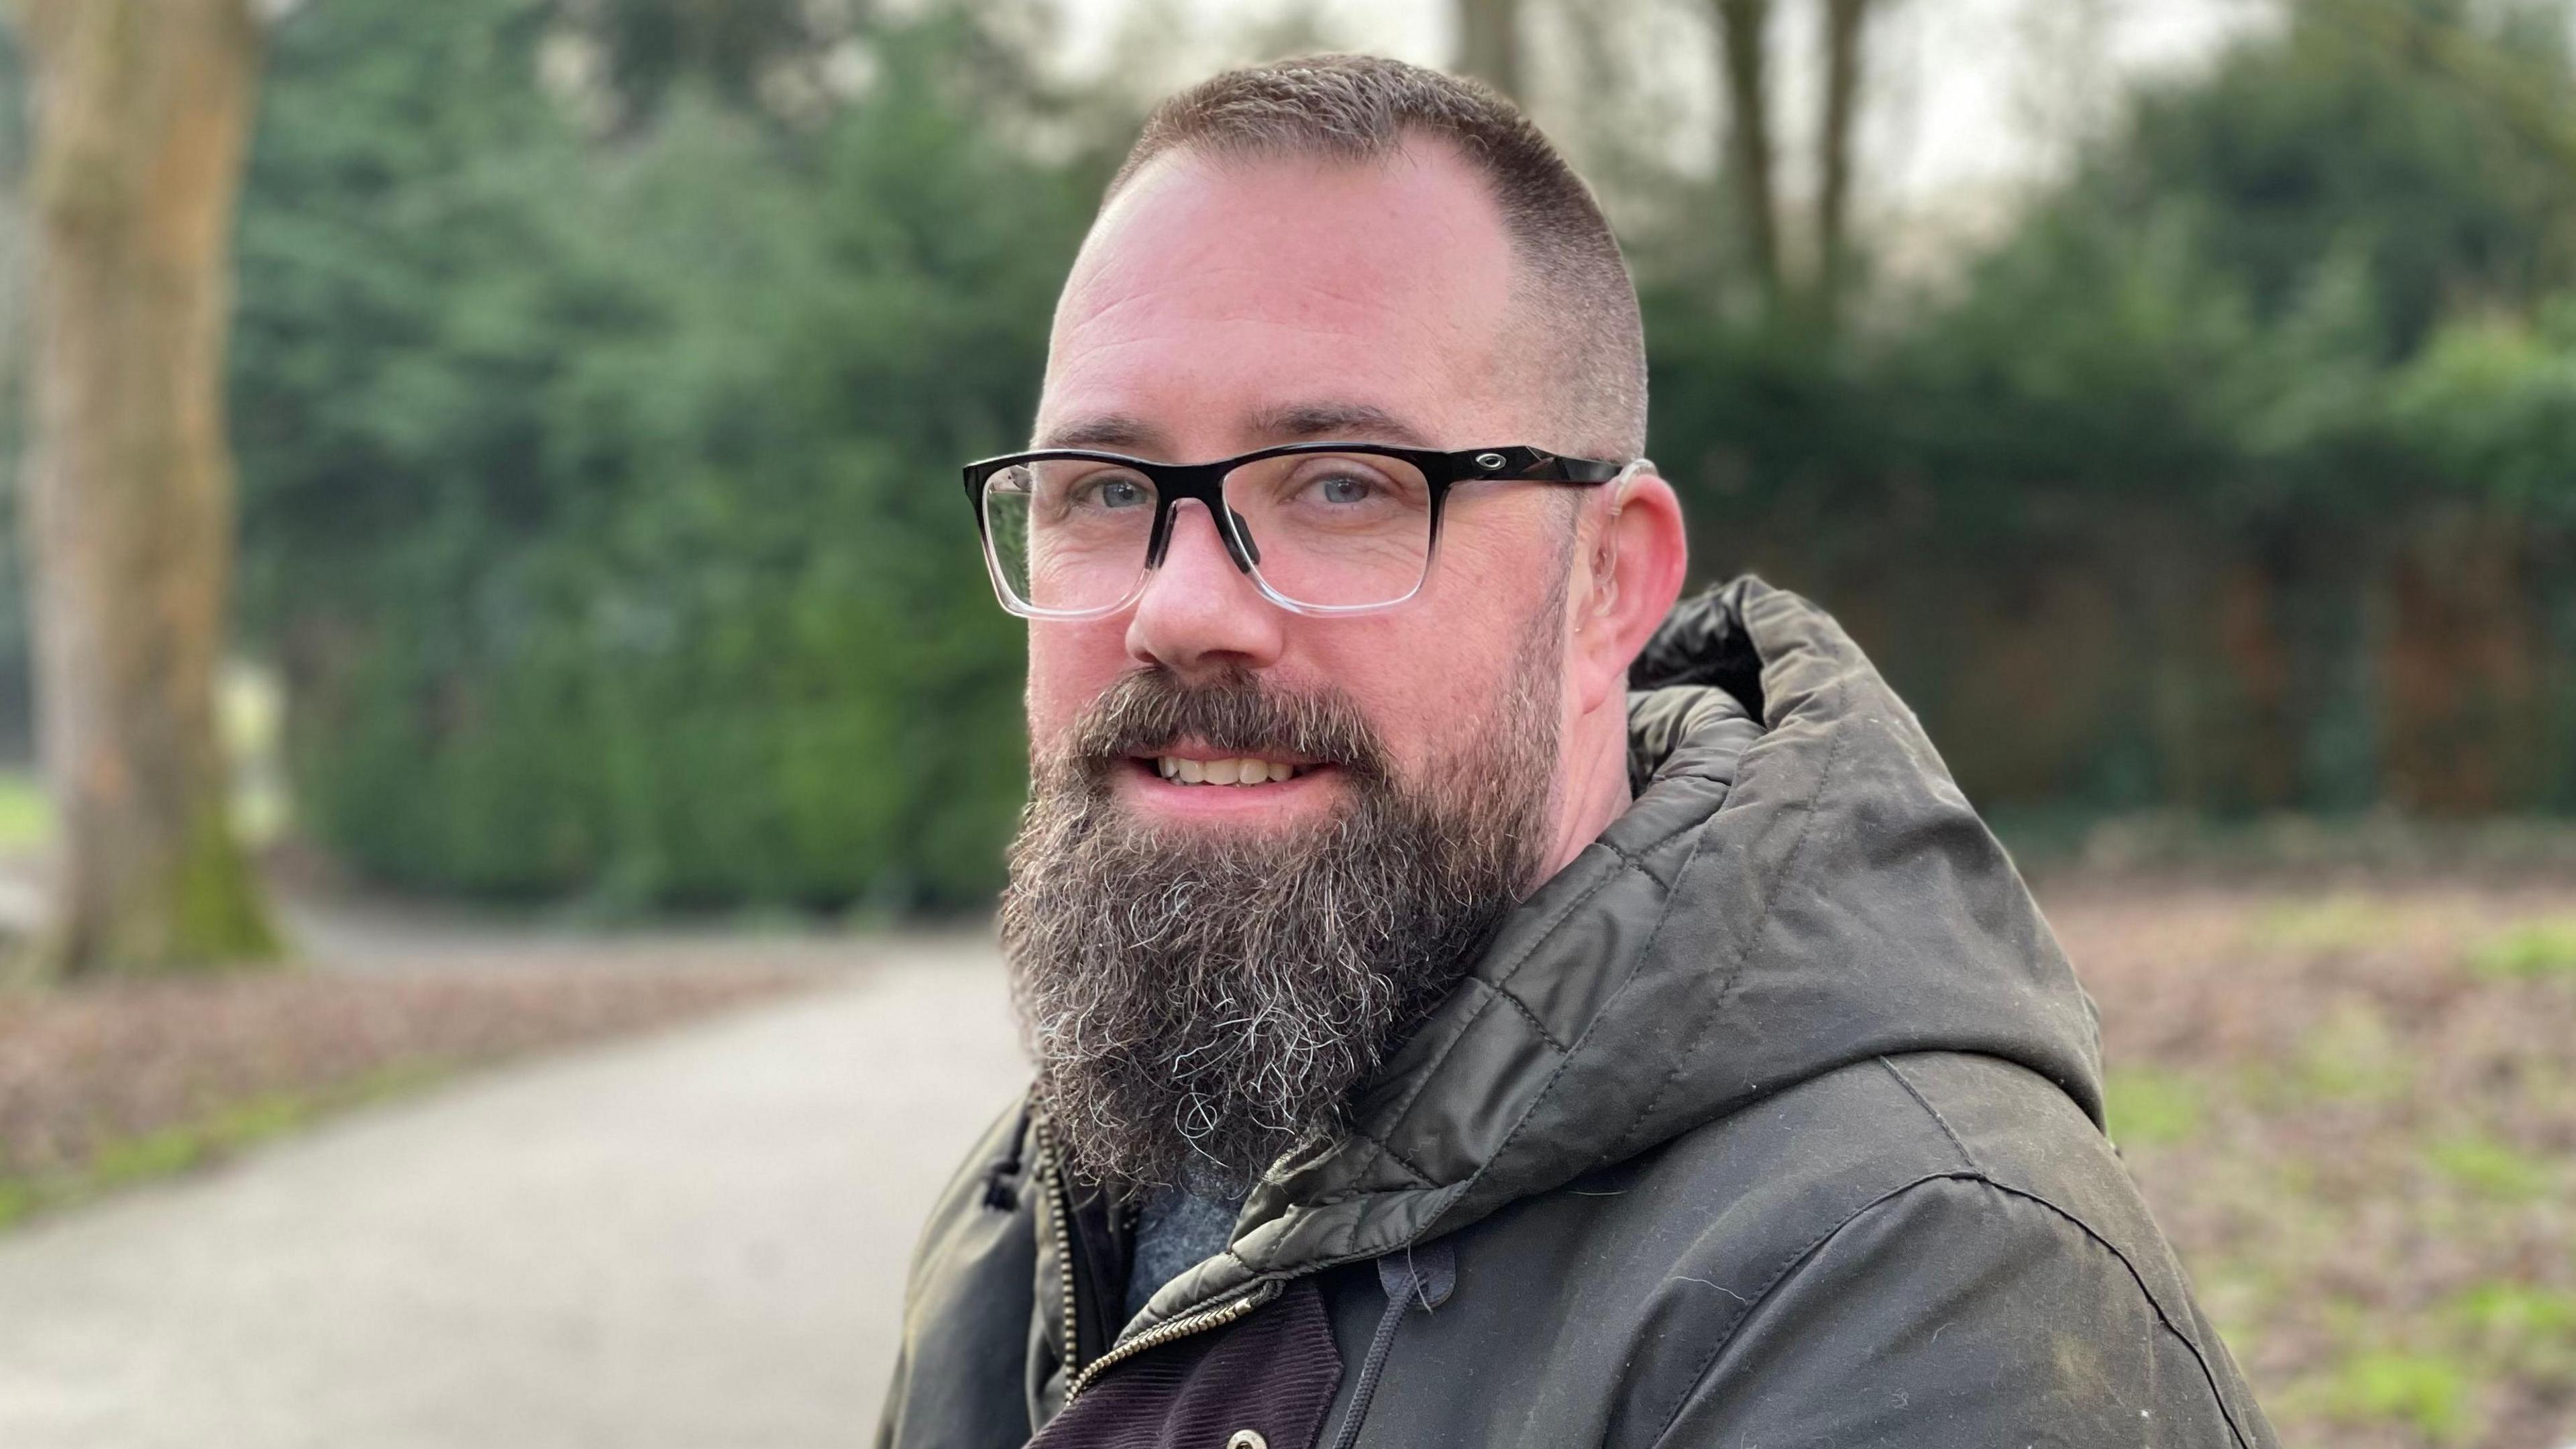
[{"left": 1001, "top": 629, "right": 1561, "bottom": 1194}]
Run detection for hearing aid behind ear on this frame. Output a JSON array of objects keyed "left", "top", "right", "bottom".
[{"left": 1587, "top": 460, "right": 1651, "bottom": 620}]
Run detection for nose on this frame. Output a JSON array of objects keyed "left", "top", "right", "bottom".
[{"left": 1124, "top": 499, "right": 1286, "bottom": 680}]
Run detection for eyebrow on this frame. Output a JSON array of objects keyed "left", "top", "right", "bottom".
[
  {"left": 1034, "top": 412, "right": 1167, "bottom": 452},
  {"left": 1033, "top": 400, "right": 1437, "bottom": 458},
  {"left": 1246, "top": 400, "right": 1436, "bottom": 447}
]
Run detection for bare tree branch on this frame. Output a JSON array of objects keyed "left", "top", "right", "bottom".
[
  {"left": 1817, "top": 0, "right": 1871, "bottom": 314},
  {"left": 1713, "top": 0, "right": 1780, "bottom": 301}
]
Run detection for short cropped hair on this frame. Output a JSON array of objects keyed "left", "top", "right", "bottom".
[{"left": 1106, "top": 55, "right": 1649, "bottom": 463}]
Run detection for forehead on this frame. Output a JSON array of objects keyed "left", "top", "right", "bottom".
[{"left": 1040, "top": 142, "right": 1523, "bottom": 454}]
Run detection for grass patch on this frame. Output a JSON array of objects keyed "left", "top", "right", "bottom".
[
  {"left": 0, "top": 771, "right": 50, "bottom": 854},
  {"left": 2104, "top": 1066, "right": 2206, "bottom": 1147},
  {"left": 2427, "top": 1133, "right": 2551, "bottom": 1202},
  {"left": 2451, "top": 1282, "right": 2576, "bottom": 1339},
  {"left": 207, "top": 1092, "right": 312, "bottom": 1145},
  {"left": 2289, "top": 1000, "right": 2416, "bottom": 1103},
  {"left": 87, "top": 1126, "right": 207, "bottom": 1187},
  {"left": 0, "top": 1059, "right": 460, "bottom": 1232},
  {"left": 2468, "top": 919, "right": 2576, "bottom": 980},
  {"left": 2324, "top": 1350, "right": 2476, "bottom": 1444},
  {"left": 2445, "top": 1283, "right": 2576, "bottom": 1408},
  {"left": 2249, "top": 894, "right": 2404, "bottom": 952}
]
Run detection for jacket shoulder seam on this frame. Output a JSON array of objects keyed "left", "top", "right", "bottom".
[
  {"left": 1972, "top": 1179, "right": 2263, "bottom": 1449},
  {"left": 1876, "top": 1056, "right": 1980, "bottom": 1173},
  {"left": 1644, "top": 1173, "right": 2259, "bottom": 1449},
  {"left": 1646, "top": 1169, "right": 1972, "bottom": 1445}
]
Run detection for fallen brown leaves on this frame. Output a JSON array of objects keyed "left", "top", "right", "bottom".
[
  {"left": 0, "top": 960, "right": 822, "bottom": 1207},
  {"left": 2046, "top": 881, "right": 2576, "bottom": 1449}
]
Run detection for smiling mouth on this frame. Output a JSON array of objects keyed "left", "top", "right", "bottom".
[{"left": 1139, "top": 754, "right": 1318, "bottom": 786}]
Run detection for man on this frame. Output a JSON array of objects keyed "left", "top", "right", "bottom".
[{"left": 881, "top": 55, "right": 2275, "bottom": 1449}]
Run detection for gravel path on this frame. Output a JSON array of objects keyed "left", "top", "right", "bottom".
[{"left": 0, "top": 933, "right": 1024, "bottom": 1449}]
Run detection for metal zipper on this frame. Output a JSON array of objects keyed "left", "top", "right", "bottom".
[
  {"left": 1063, "top": 1277, "right": 1285, "bottom": 1403},
  {"left": 1034, "top": 1120, "right": 1082, "bottom": 1379},
  {"left": 1034, "top": 1116, "right": 1286, "bottom": 1407}
]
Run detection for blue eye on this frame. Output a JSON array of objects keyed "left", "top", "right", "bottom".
[
  {"left": 1096, "top": 478, "right": 1148, "bottom": 509},
  {"left": 1316, "top": 474, "right": 1374, "bottom": 505}
]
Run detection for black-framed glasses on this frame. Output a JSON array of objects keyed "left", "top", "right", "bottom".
[{"left": 963, "top": 442, "right": 1636, "bottom": 619}]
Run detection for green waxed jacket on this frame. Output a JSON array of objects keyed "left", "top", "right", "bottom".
[{"left": 880, "top": 577, "right": 2277, "bottom": 1449}]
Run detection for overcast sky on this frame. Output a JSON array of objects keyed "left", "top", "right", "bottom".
[{"left": 1042, "top": 0, "right": 2277, "bottom": 242}]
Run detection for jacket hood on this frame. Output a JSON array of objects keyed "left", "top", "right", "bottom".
[{"left": 1137, "top": 576, "right": 2104, "bottom": 1326}]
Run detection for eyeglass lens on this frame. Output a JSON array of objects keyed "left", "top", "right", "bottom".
[{"left": 981, "top": 452, "right": 1435, "bottom": 613}]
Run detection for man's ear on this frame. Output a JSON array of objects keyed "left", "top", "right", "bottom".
[{"left": 1568, "top": 466, "right": 1689, "bottom": 716}]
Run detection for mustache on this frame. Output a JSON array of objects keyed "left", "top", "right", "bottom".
[{"left": 1065, "top": 667, "right": 1391, "bottom": 784}]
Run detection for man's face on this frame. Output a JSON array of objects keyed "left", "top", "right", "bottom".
[
  {"left": 1003, "top": 143, "right": 1588, "bottom": 1190},
  {"left": 1026, "top": 143, "right": 1578, "bottom": 829}
]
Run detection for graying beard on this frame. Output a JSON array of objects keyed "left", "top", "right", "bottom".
[{"left": 1001, "top": 639, "right": 1560, "bottom": 1195}]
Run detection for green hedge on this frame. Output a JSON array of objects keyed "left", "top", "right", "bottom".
[{"left": 234, "top": 2, "right": 1093, "bottom": 909}]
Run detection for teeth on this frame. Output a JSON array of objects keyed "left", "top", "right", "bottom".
[{"left": 1153, "top": 756, "right": 1303, "bottom": 786}]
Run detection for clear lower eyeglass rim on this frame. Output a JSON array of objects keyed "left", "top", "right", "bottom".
[{"left": 985, "top": 543, "right": 1440, "bottom": 621}]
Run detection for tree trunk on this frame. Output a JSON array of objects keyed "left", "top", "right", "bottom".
[
  {"left": 1455, "top": 0, "right": 1523, "bottom": 99},
  {"left": 1713, "top": 0, "right": 1780, "bottom": 301},
  {"left": 1816, "top": 0, "right": 1870, "bottom": 317},
  {"left": 8, "top": 0, "right": 279, "bottom": 977}
]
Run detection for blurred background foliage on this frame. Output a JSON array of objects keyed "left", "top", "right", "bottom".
[
  {"left": 1644, "top": 0, "right": 2576, "bottom": 829},
  {"left": 7, "top": 0, "right": 2571, "bottom": 913},
  {"left": 227, "top": 0, "right": 1102, "bottom": 911}
]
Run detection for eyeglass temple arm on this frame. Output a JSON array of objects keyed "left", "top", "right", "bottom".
[{"left": 1459, "top": 447, "right": 1637, "bottom": 484}]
